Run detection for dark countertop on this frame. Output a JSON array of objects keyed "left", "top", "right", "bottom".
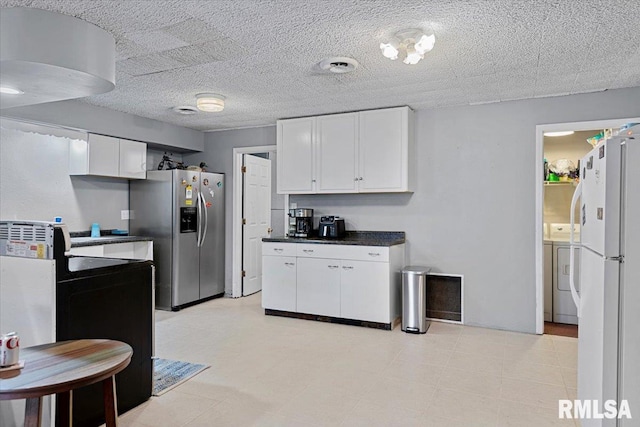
[
  {"left": 70, "top": 235, "right": 153, "bottom": 248},
  {"left": 263, "top": 231, "right": 405, "bottom": 247}
]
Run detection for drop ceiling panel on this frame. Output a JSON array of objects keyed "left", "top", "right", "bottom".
[{"left": 1, "top": 0, "right": 638, "bottom": 130}]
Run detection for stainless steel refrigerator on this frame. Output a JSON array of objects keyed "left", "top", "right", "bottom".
[
  {"left": 569, "top": 124, "right": 638, "bottom": 426},
  {"left": 130, "top": 169, "right": 225, "bottom": 310}
]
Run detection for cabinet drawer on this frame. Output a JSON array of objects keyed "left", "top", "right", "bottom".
[
  {"left": 262, "top": 242, "right": 297, "bottom": 257},
  {"left": 341, "top": 246, "right": 389, "bottom": 262},
  {"left": 296, "top": 243, "right": 341, "bottom": 259}
]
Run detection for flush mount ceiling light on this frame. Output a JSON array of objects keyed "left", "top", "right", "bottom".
[
  {"left": 380, "top": 28, "right": 436, "bottom": 65},
  {"left": 0, "top": 86, "right": 24, "bottom": 95},
  {"left": 318, "top": 57, "right": 359, "bottom": 74},
  {"left": 544, "top": 131, "right": 575, "bottom": 137},
  {"left": 196, "top": 93, "right": 225, "bottom": 112}
]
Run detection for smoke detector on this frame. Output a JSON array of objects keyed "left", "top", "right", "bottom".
[
  {"left": 318, "top": 57, "right": 359, "bottom": 74},
  {"left": 172, "top": 106, "right": 198, "bottom": 115}
]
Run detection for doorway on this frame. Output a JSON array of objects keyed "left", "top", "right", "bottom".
[
  {"left": 534, "top": 117, "right": 640, "bottom": 334},
  {"left": 231, "top": 145, "right": 278, "bottom": 298}
]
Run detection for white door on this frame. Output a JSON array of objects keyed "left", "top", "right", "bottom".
[
  {"left": 316, "top": 113, "right": 359, "bottom": 193},
  {"left": 242, "top": 154, "right": 272, "bottom": 296}
]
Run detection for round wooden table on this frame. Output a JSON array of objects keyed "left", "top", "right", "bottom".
[{"left": 0, "top": 339, "right": 132, "bottom": 427}]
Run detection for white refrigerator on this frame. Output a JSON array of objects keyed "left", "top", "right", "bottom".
[{"left": 570, "top": 125, "right": 639, "bottom": 426}]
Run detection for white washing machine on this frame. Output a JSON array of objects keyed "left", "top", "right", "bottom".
[{"left": 550, "top": 223, "right": 580, "bottom": 325}]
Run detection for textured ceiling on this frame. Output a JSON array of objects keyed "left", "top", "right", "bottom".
[{"left": 2, "top": 0, "right": 639, "bottom": 131}]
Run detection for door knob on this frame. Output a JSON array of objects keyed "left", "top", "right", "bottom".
[{"left": 267, "top": 227, "right": 273, "bottom": 233}]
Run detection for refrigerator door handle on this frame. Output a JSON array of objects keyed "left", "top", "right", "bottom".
[
  {"left": 200, "top": 192, "right": 208, "bottom": 245},
  {"left": 569, "top": 180, "right": 582, "bottom": 317},
  {"left": 196, "top": 191, "right": 203, "bottom": 247}
]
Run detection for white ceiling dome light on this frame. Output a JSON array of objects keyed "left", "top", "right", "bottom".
[
  {"left": 380, "top": 28, "right": 436, "bottom": 65},
  {"left": 196, "top": 93, "right": 226, "bottom": 112}
]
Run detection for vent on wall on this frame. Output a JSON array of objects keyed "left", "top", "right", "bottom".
[{"left": 426, "top": 273, "right": 464, "bottom": 323}]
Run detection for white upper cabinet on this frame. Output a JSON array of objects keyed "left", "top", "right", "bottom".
[
  {"left": 119, "top": 138, "right": 147, "bottom": 179},
  {"left": 316, "top": 112, "right": 359, "bottom": 193},
  {"left": 276, "top": 106, "right": 413, "bottom": 194},
  {"left": 69, "top": 133, "right": 147, "bottom": 179},
  {"left": 277, "top": 117, "right": 315, "bottom": 193},
  {"left": 69, "top": 133, "right": 119, "bottom": 177},
  {"left": 359, "top": 107, "right": 411, "bottom": 193}
]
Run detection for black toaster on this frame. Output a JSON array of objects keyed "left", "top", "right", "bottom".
[{"left": 318, "top": 216, "right": 346, "bottom": 238}]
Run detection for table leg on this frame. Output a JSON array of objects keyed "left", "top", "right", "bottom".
[
  {"left": 103, "top": 375, "right": 118, "bottom": 427},
  {"left": 24, "top": 396, "right": 42, "bottom": 427},
  {"left": 58, "top": 390, "right": 73, "bottom": 426}
]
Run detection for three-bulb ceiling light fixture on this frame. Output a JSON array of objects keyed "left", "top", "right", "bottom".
[
  {"left": 380, "top": 28, "right": 435, "bottom": 65},
  {"left": 196, "top": 93, "right": 226, "bottom": 112}
]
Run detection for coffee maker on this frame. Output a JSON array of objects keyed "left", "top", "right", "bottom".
[{"left": 288, "top": 208, "right": 314, "bottom": 237}]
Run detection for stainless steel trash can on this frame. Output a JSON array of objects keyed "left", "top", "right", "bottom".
[{"left": 401, "top": 266, "right": 431, "bottom": 334}]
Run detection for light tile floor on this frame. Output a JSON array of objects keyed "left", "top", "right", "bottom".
[{"left": 116, "top": 293, "right": 579, "bottom": 427}]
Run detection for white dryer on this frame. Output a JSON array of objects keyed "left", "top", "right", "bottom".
[{"left": 550, "top": 223, "right": 580, "bottom": 325}]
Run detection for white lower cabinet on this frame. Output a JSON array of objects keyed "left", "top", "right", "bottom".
[
  {"left": 262, "top": 255, "right": 297, "bottom": 312},
  {"left": 340, "top": 260, "right": 389, "bottom": 323},
  {"left": 296, "top": 257, "right": 341, "bottom": 317},
  {"left": 262, "top": 242, "right": 405, "bottom": 325}
]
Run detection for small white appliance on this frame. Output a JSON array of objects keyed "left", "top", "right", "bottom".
[{"left": 569, "top": 125, "right": 639, "bottom": 426}]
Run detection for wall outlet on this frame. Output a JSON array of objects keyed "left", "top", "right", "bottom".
[{"left": 121, "top": 210, "right": 130, "bottom": 220}]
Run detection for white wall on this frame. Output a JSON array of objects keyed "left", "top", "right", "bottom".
[
  {"left": 0, "top": 119, "right": 129, "bottom": 231},
  {"left": 198, "top": 87, "right": 640, "bottom": 332}
]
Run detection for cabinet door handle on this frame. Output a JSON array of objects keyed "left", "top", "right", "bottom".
[
  {"left": 368, "top": 252, "right": 380, "bottom": 257},
  {"left": 328, "top": 265, "right": 339, "bottom": 269},
  {"left": 284, "top": 262, "right": 295, "bottom": 267},
  {"left": 273, "top": 248, "right": 283, "bottom": 252},
  {"left": 359, "top": 177, "right": 363, "bottom": 181},
  {"left": 354, "top": 177, "right": 359, "bottom": 181},
  {"left": 303, "top": 249, "right": 314, "bottom": 253},
  {"left": 342, "top": 266, "right": 354, "bottom": 270}
]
